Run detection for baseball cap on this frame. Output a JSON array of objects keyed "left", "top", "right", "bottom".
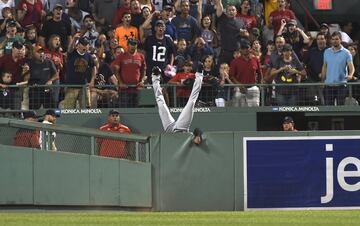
[
  {"left": 12, "top": 41, "right": 24, "bottom": 49},
  {"left": 320, "top": 23, "right": 329, "bottom": 29},
  {"left": 23, "top": 111, "right": 39, "bottom": 119},
  {"left": 155, "top": 20, "right": 165, "bottom": 26},
  {"left": 45, "top": 109, "right": 60, "bottom": 117},
  {"left": 83, "top": 14, "right": 94, "bottom": 22},
  {"left": 77, "top": 36, "right": 90, "bottom": 46},
  {"left": 288, "top": 19, "right": 297, "bottom": 26},
  {"left": 127, "top": 38, "right": 138, "bottom": 46},
  {"left": 108, "top": 109, "right": 119, "bottom": 115},
  {"left": 282, "top": 43, "right": 293, "bottom": 52},
  {"left": 162, "top": 5, "right": 173, "bottom": 11},
  {"left": 6, "top": 20, "right": 17, "bottom": 27},
  {"left": 53, "top": 3, "right": 63, "bottom": 10},
  {"left": 283, "top": 116, "right": 294, "bottom": 124}
]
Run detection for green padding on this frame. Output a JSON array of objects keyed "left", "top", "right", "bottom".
[
  {"left": 0, "top": 145, "right": 33, "bottom": 204},
  {"left": 33, "top": 151, "right": 90, "bottom": 205},
  {"left": 158, "top": 132, "right": 235, "bottom": 211},
  {"left": 138, "top": 88, "right": 156, "bottom": 107},
  {"left": 119, "top": 161, "right": 152, "bottom": 207},
  {"left": 89, "top": 156, "right": 120, "bottom": 205}
]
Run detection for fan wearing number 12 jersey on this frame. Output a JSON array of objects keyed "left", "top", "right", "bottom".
[{"left": 143, "top": 20, "right": 176, "bottom": 83}]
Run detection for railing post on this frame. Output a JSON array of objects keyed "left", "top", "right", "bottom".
[
  {"left": 135, "top": 142, "right": 139, "bottom": 161},
  {"left": 90, "top": 136, "right": 95, "bottom": 155}
]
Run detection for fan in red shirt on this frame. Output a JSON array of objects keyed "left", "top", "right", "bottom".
[
  {"left": 269, "top": 0, "right": 295, "bottom": 35},
  {"left": 169, "top": 60, "right": 195, "bottom": 107},
  {"left": 98, "top": 109, "right": 131, "bottom": 159}
]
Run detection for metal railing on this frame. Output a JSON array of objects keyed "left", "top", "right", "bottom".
[
  {"left": 1, "top": 82, "right": 360, "bottom": 109},
  {"left": 0, "top": 118, "right": 150, "bottom": 162}
]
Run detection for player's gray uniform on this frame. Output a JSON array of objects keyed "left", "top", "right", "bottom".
[{"left": 152, "top": 72, "right": 203, "bottom": 132}]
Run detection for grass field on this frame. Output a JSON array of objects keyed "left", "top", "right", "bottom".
[{"left": 1, "top": 210, "right": 360, "bottom": 226}]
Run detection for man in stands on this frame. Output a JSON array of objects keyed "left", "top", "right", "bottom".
[
  {"left": 98, "top": 109, "right": 132, "bottom": 159},
  {"left": 282, "top": 116, "right": 297, "bottom": 131}
]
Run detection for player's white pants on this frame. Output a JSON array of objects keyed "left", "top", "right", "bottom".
[{"left": 152, "top": 72, "right": 203, "bottom": 132}]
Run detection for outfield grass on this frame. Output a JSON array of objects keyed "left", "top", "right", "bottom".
[{"left": 1, "top": 210, "right": 360, "bottom": 226}]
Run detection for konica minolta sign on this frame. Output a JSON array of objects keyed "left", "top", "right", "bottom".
[{"left": 243, "top": 136, "right": 360, "bottom": 210}]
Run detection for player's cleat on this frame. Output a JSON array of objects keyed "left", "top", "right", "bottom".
[
  {"left": 152, "top": 66, "right": 162, "bottom": 82},
  {"left": 193, "top": 128, "right": 203, "bottom": 145},
  {"left": 196, "top": 62, "right": 204, "bottom": 74}
]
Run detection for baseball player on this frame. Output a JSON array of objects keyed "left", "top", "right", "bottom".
[{"left": 151, "top": 64, "right": 204, "bottom": 144}]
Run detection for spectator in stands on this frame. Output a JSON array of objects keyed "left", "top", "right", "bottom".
[
  {"left": 143, "top": 19, "right": 176, "bottom": 82},
  {"left": 319, "top": 23, "right": 331, "bottom": 47},
  {"left": 98, "top": 109, "right": 131, "bottom": 159},
  {"left": 114, "top": 11, "right": 139, "bottom": 53},
  {"left": 171, "top": 0, "right": 200, "bottom": 43},
  {"left": 174, "top": 38, "right": 191, "bottom": 73},
  {"left": 198, "top": 54, "right": 218, "bottom": 106},
  {"left": 282, "top": 116, "right": 297, "bottom": 131},
  {"left": 112, "top": 0, "right": 131, "bottom": 27},
  {"left": 251, "top": 39, "right": 262, "bottom": 60},
  {"left": 0, "top": 6, "right": 16, "bottom": 37},
  {"left": 14, "top": 110, "right": 41, "bottom": 149},
  {"left": 215, "top": 62, "right": 232, "bottom": 107},
  {"left": 61, "top": 35, "right": 96, "bottom": 108},
  {"left": 199, "top": 15, "right": 218, "bottom": 49},
  {"left": 104, "top": 38, "right": 124, "bottom": 64},
  {"left": 43, "top": 0, "right": 66, "bottom": 14},
  {"left": 0, "top": 1, "right": 15, "bottom": 20},
  {"left": 188, "top": 37, "right": 214, "bottom": 70},
  {"left": 230, "top": 39, "right": 262, "bottom": 107},
  {"left": 93, "top": 0, "right": 118, "bottom": 26},
  {"left": 270, "top": 43, "right": 306, "bottom": 106},
  {"left": 236, "top": 0, "right": 257, "bottom": 31},
  {"left": 268, "top": 0, "right": 295, "bottom": 35},
  {"left": 277, "top": 19, "right": 310, "bottom": 60},
  {"left": 39, "top": 4, "right": 72, "bottom": 52},
  {"left": 27, "top": 45, "right": 57, "bottom": 109},
  {"left": 90, "top": 53, "right": 118, "bottom": 108},
  {"left": 81, "top": 15, "right": 99, "bottom": 49},
  {"left": 64, "top": 0, "right": 89, "bottom": 33},
  {"left": 0, "top": 41, "right": 27, "bottom": 110},
  {"left": 304, "top": 32, "right": 327, "bottom": 105},
  {"left": 40, "top": 109, "right": 58, "bottom": 151},
  {"left": 168, "top": 60, "right": 195, "bottom": 107},
  {"left": 17, "top": 0, "right": 45, "bottom": 30},
  {"left": 44, "top": 34, "right": 64, "bottom": 107},
  {"left": 0, "top": 71, "right": 13, "bottom": 109},
  {"left": 130, "top": 0, "right": 144, "bottom": 29},
  {"left": 148, "top": 5, "right": 177, "bottom": 42},
  {"left": 321, "top": 31, "right": 355, "bottom": 105},
  {"left": 0, "top": 20, "right": 25, "bottom": 55},
  {"left": 215, "top": 0, "right": 245, "bottom": 65},
  {"left": 111, "top": 38, "right": 146, "bottom": 108},
  {"left": 138, "top": 5, "right": 152, "bottom": 43},
  {"left": 24, "top": 24, "right": 37, "bottom": 46},
  {"left": 340, "top": 21, "right": 353, "bottom": 44}
]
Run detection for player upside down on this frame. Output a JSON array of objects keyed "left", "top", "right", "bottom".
[{"left": 151, "top": 65, "right": 203, "bottom": 145}]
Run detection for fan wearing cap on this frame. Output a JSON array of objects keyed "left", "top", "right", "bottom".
[
  {"left": 0, "top": 20, "right": 25, "bottom": 55},
  {"left": 270, "top": 43, "right": 306, "bottom": 106},
  {"left": 38, "top": 109, "right": 59, "bottom": 151},
  {"left": 39, "top": 4, "right": 72, "bottom": 52},
  {"left": 277, "top": 18, "right": 310, "bottom": 60},
  {"left": 0, "top": 41, "right": 26, "bottom": 109},
  {"left": 229, "top": 39, "right": 262, "bottom": 107},
  {"left": 82, "top": 15, "right": 99, "bottom": 49},
  {"left": 61, "top": 35, "right": 96, "bottom": 108},
  {"left": 114, "top": 11, "right": 139, "bottom": 53},
  {"left": 98, "top": 109, "right": 131, "bottom": 159},
  {"left": 282, "top": 116, "right": 297, "bottom": 131},
  {"left": 143, "top": 19, "right": 176, "bottom": 83},
  {"left": 27, "top": 45, "right": 57, "bottom": 109},
  {"left": 14, "top": 110, "right": 41, "bottom": 149},
  {"left": 111, "top": 38, "right": 146, "bottom": 108}
]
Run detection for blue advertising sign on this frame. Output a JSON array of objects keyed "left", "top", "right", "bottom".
[{"left": 244, "top": 137, "right": 360, "bottom": 210}]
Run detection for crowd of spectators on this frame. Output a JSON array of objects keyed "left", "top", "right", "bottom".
[{"left": 0, "top": 0, "right": 359, "bottom": 110}]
